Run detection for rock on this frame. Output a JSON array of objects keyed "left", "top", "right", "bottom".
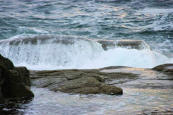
[
  {"left": 100, "top": 84, "right": 123, "bottom": 95},
  {"left": 116, "top": 40, "right": 150, "bottom": 50},
  {"left": 30, "top": 69, "right": 123, "bottom": 95},
  {"left": 96, "top": 39, "right": 150, "bottom": 50},
  {"left": 31, "top": 65, "right": 173, "bottom": 94},
  {"left": 2, "top": 81, "right": 34, "bottom": 99},
  {"left": 0, "top": 54, "right": 34, "bottom": 102},
  {"left": 100, "top": 66, "right": 173, "bottom": 89},
  {"left": 14, "top": 67, "right": 31, "bottom": 86},
  {"left": 2, "top": 69, "right": 34, "bottom": 99},
  {"left": 30, "top": 64, "right": 173, "bottom": 95},
  {"left": 0, "top": 54, "right": 14, "bottom": 70},
  {"left": 97, "top": 40, "right": 115, "bottom": 50},
  {"left": 153, "top": 63, "right": 173, "bottom": 73},
  {"left": 58, "top": 76, "right": 122, "bottom": 95}
]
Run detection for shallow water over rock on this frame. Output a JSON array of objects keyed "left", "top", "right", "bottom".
[
  {"left": 20, "top": 65, "right": 173, "bottom": 115},
  {"left": 0, "top": 65, "right": 173, "bottom": 115},
  {"left": 22, "top": 87, "right": 173, "bottom": 115}
]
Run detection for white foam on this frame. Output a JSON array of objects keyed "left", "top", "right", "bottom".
[
  {"left": 0, "top": 36, "right": 103, "bottom": 70},
  {"left": 0, "top": 36, "right": 172, "bottom": 70},
  {"left": 138, "top": 8, "right": 173, "bottom": 15},
  {"left": 83, "top": 48, "right": 171, "bottom": 69}
]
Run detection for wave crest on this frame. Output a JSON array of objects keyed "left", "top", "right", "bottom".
[{"left": 0, "top": 35, "right": 171, "bottom": 70}]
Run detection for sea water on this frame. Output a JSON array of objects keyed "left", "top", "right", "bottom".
[{"left": 0, "top": 0, "right": 173, "bottom": 114}]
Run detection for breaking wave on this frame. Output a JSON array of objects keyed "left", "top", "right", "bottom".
[{"left": 0, "top": 35, "right": 172, "bottom": 70}]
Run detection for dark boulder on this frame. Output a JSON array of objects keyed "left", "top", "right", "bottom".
[
  {"left": 0, "top": 54, "right": 34, "bottom": 102},
  {"left": 14, "top": 67, "right": 31, "bottom": 86},
  {"left": 0, "top": 54, "right": 14, "bottom": 70},
  {"left": 2, "top": 69, "right": 34, "bottom": 99}
]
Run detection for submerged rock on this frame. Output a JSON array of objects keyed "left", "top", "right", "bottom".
[
  {"left": 116, "top": 40, "right": 144, "bottom": 49},
  {"left": 96, "top": 40, "right": 115, "bottom": 50},
  {"left": 0, "top": 54, "right": 34, "bottom": 103},
  {"left": 96, "top": 39, "right": 150, "bottom": 50}
]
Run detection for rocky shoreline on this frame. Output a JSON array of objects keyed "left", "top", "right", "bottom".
[
  {"left": 29, "top": 64, "right": 173, "bottom": 115},
  {"left": 30, "top": 69, "right": 124, "bottom": 95},
  {"left": 0, "top": 54, "right": 173, "bottom": 114},
  {"left": 30, "top": 64, "right": 173, "bottom": 94}
]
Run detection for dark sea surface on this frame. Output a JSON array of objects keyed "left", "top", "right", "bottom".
[
  {"left": 0, "top": 0, "right": 173, "bottom": 52},
  {"left": 0, "top": 0, "right": 173, "bottom": 115},
  {"left": 0, "top": 0, "right": 173, "bottom": 69}
]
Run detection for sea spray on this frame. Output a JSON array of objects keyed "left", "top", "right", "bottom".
[{"left": 0, "top": 35, "right": 172, "bottom": 70}]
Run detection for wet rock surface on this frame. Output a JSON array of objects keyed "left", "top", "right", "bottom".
[
  {"left": 96, "top": 39, "right": 149, "bottom": 50},
  {"left": 153, "top": 63, "right": 173, "bottom": 73},
  {"left": 30, "top": 63, "right": 173, "bottom": 95},
  {"left": 100, "top": 65, "right": 173, "bottom": 89},
  {"left": 30, "top": 69, "right": 123, "bottom": 95},
  {"left": 0, "top": 54, "right": 34, "bottom": 103},
  {"left": 27, "top": 63, "right": 173, "bottom": 115}
]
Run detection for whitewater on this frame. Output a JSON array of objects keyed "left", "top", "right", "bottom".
[
  {"left": 0, "top": 35, "right": 172, "bottom": 70},
  {"left": 0, "top": 0, "right": 173, "bottom": 70}
]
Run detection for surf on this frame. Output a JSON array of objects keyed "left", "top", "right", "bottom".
[{"left": 0, "top": 35, "right": 171, "bottom": 70}]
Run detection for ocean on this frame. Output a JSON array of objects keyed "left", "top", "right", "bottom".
[
  {"left": 0, "top": 0, "right": 173, "bottom": 114},
  {"left": 0, "top": 0, "right": 173, "bottom": 70}
]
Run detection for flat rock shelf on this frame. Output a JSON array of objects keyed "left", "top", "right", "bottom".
[
  {"left": 30, "top": 64, "right": 173, "bottom": 94},
  {"left": 29, "top": 64, "right": 173, "bottom": 114}
]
